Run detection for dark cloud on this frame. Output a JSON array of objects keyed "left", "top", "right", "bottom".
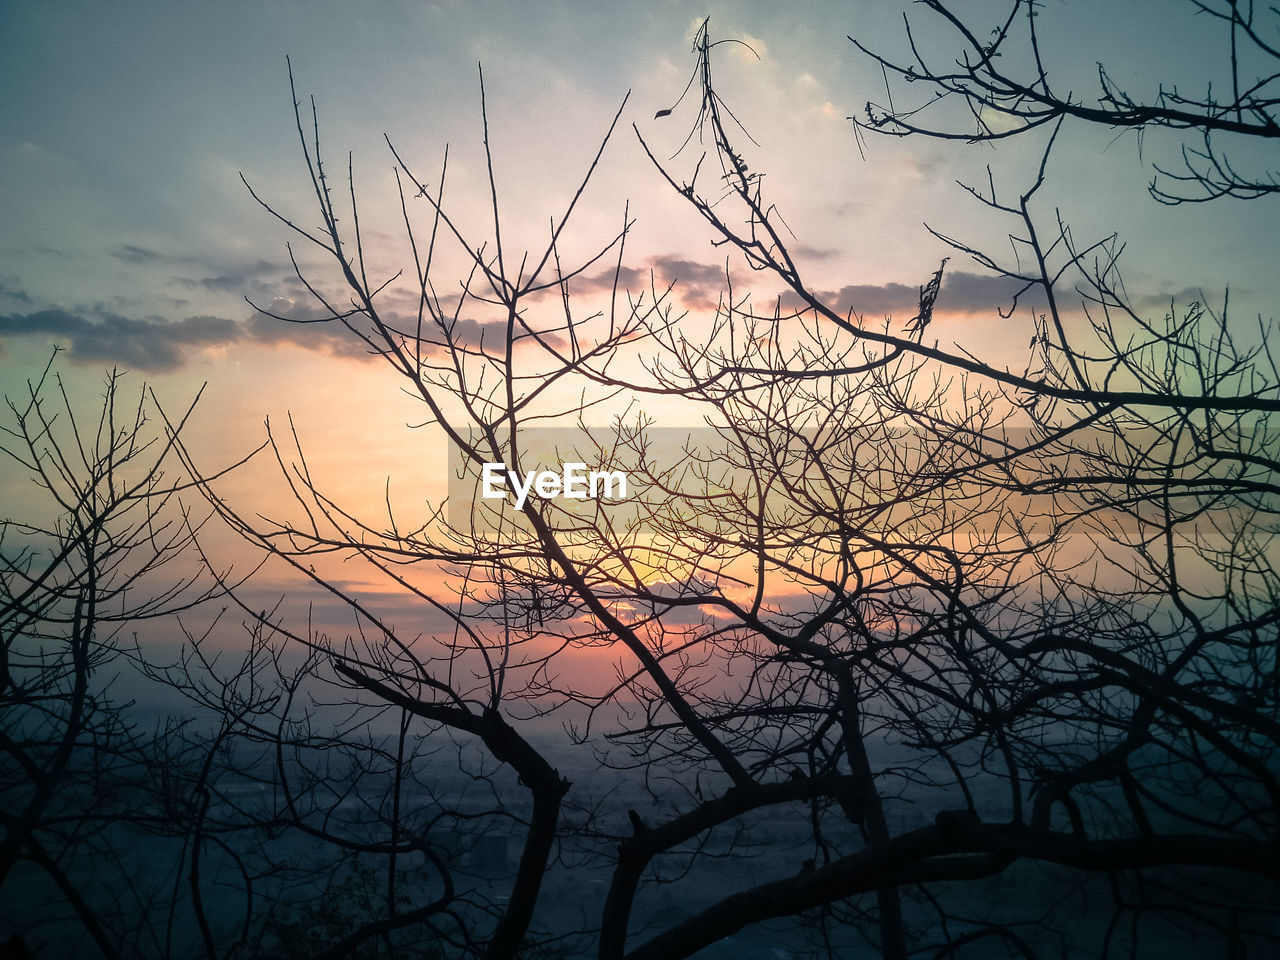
[
  {"left": 565, "top": 257, "right": 728, "bottom": 312},
  {"left": 649, "top": 257, "right": 725, "bottom": 287},
  {"left": 110, "top": 244, "right": 176, "bottom": 266},
  {"left": 781, "top": 270, "right": 1040, "bottom": 319},
  {"left": 0, "top": 261, "right": 1071, "bottom": 375},
  {"left": 781, "top": 271, "right": 1226, "bottom": 326},
  {"left": 242, "top": 299, "right": 382, "bottom": 361},
  {"left": 181, "top": 259, "right": 283, "bottom": 292},
  {"left": 807, "top": 272, "right": 1214, "bottom": 321},
  {"left": 1129, "top": 285, "right": 1222, "bottom": 312},
  {"left": 426, "top": 256, "right": 733, "bottom": 316},
  {"left": 0, "top": 293, "right": 543, "bottom": 373},
  {"left": 574, "top": 264, "right": 649, "bottom": 293},
  {"left": 793, "top": 280, "right": 916, "bottom": 316},
  {"left": 792, "top": 244, "right": 840, "bottom": 260},
  {"left": 648, "top": 256, "right": 727, "bottom": 311},
  {"left": 937, "top": 270, "right": 1041, "bottom": 314},
  {"left": 242, "top": 297, "right": 566, "bottom": 358},
  {"left": 0, "top": 308, "right": 237, "bottom": 372},
  {"left": 0, "top": 281, "right": 33, "bottom": 305},
  {"left": 111, "top": 247, "right": 285, "bottom": 294},
  {"left": 433, "top": 315, "right": 567, "bottom": 352},
  {"left": 0, "top": 298, "right": 382, "bottom": 371},
  {"left": 554, "top": 256, "right": 1041, "bottom": 320}
]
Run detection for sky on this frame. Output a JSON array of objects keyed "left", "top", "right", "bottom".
[{"left": 2, "top": 0, "right": 1277, "bottom": 639}]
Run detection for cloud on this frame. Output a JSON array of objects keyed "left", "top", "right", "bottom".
[
  {"left": 110, "top": 244, "right": 178, "bottom": 266},
  {"left": 642, "top": 256, "right": 726, "bottom": 311},
  {"left": 803, "top": 271, "right": 1217, "bottom": 322},
  {"left": 244, "top": 297, "right": 567, "bottom": 356},
  {"left": 567, "top": 257, "right": 728, "bottom": 312},
  {"left": 781, "top": 269, "right": 1041, "bottom": 320},
  {"left": 0, "top": 286, "right": 581, "bottom": 373},
  {"left": 1129, "top": 285, "right": 1223, "bottom": 312},
  {"left": 181, "top": 260, "right": 282, "bottom": 292},
  {"left": 649, "top": 257, "right": 724, "bottom": 287},
  {"left": 554, "top": 256, "right": 1039, "bottom": 320},
  {"left": 0, "top": 281, "right": 33, "bottom": 305},
  {"left": 562, "top": 265, "right": 649, "bottom": 296},
  {"left": 241, "top": 300, "right": 379, "bottom": 361},
  {"left": 109, "top": 246, "right": 291, "bottom": 294},
  {"left": 936, "top": 270, "right": 1041, "bottom": 314},
  {"left": 792, "top": 244, "right": 840, "bottom": 261},
  {"left": 434, "top": 315, "right": 567, "bottom": 352},
  {"left": 0, "top": 308, "right": 238, "bottom": 372},
  {"left": 549, "top": 255, "right": 1053, "bottom": 322},
  {"left": 791, "top": 280, "right": 916, "bottom": 317},
  {"left": 7, "top": 258, "right": 1134, "bottom": 375}
]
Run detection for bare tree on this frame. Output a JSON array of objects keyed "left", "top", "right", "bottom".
[
  {"left": 616, "top": 14, "right": 1280, "bottom": 959},
  {"left": 851, "top": 0, "right": 1280, "bottom": 204},
  {"left": 97, "top": 12, "right": 1280, "bottom": 960},
  {"left": 159, "top": 60, "right": 679, "bottom": 960},
  {"left": 0, "top": 353, "right": 222, "bottom": 958}
]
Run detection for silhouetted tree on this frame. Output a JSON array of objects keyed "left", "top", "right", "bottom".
[
  {"left": 0, "top": 355, "right": 222, "bottom": 958},
  {"left": 86, "top": 11, "right": 1280, "bottom": 960},
  {"left": 620, "top": 13, "right": 1280, "bottom": 959},
  {"left": 851, "top": 0, "right": 1280, "bottom": 204}
]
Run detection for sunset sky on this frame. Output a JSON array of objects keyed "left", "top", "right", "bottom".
[{"left": 2, "top": 0, "right": 1276, "bottom": 617}]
